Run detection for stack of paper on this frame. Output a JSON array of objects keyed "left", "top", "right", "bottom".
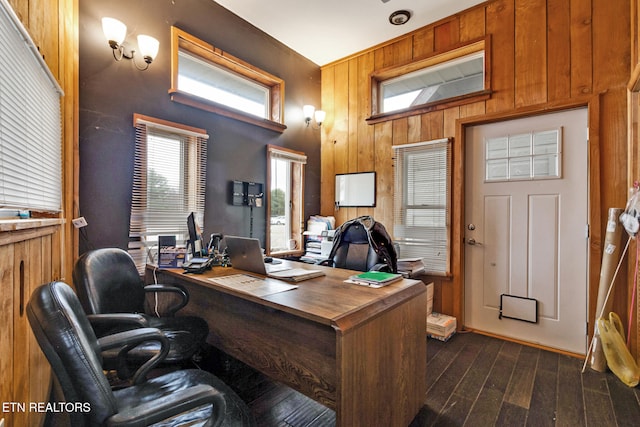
[
  {"left": 397, "top": 258, "right": 425, "bottom": 276},
  {"left": 427, "top": 312, "right": 456, "bottom": 341}
]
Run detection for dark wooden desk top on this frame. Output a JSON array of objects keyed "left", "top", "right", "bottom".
[{"left": 148, "top": 260, "right": 425, "bottom": 331}]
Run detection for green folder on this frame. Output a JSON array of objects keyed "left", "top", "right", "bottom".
[{"left": 350, "top": 271, "right": 402, "bottom": 285}]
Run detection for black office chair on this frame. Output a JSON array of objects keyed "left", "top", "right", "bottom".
[
  {"left": 73, "top": 248, "right": 209, "bottom": 373},
  {"left": 27, "top": 281, "right": 254, "bottom": 427},
  {"left": 323, "top": 215, "right": 398, "bottom": 273}
]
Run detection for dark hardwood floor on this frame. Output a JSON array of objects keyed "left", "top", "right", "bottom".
[{"left": 203, "top": 331, "right": 640, "bottom": 426}]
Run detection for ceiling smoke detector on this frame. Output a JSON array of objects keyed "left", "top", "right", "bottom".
[{"left": 389, "top": 10, "right": 411, "bottom": 26}]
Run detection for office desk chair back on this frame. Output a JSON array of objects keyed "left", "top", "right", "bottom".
[
  {"left": 327, "top": 215, "right": 398, "bottom": 273},
  {"left": 73, "top": 248, "right": 209, "bottom": 372},
  {"left": 27, "top": 281, "right": 255, "bottom": 426}
]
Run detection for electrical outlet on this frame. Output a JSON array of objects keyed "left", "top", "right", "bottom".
[{"left": 72, "top": 216, "right": 88, "bottom": 228}]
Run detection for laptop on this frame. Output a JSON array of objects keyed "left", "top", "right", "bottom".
[{"left": 224, "top": 235, "right": 324, "bottom": 281}]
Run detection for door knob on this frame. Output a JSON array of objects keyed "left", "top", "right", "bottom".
[{"left": 467, "top": 238, "right": 482, "bottom": 246}]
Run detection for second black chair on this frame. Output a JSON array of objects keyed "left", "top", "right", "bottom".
[
  {"left": 73, "top": 247, "right": 210, "bottom": 373},
  {"left": 324, "top": 215, "right": 398, "bottom": 273}
]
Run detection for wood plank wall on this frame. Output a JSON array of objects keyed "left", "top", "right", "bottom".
[
  {"left": 320, "top": 0, "right": 633, "bottom": 357},
  {"left": 8, "top": 0, "right": 78, "bottom": 281},
  {"left": 629, "top": 0, "right": 640, "bottom": 363}
]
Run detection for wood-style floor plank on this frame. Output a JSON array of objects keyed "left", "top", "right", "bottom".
[{"left": 200, "top": 331, "right": 640, "bottom": 427}]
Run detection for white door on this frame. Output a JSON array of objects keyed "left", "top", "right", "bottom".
[{"left": 464, "top": 108, "right": 588, "bottom": 354}]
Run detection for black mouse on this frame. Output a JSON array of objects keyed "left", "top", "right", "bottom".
[{"left": 264, "top": 257, "right": 273, "bottom": 263}]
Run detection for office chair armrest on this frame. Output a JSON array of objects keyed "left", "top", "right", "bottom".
[
  {"left": 98, "top": 327, "right": 170, "bottom": 385},
  {"left": 316, "top": 258, "right": 333, "bottom": 267},
  {"left": 87, "top": 313, "right": 150, "bottom": 330},
  {"left": 106, "top": 384, "right": 226, "bottom": 427},
  {"left": 144, "top": 284, "right": 189, "bottom": 315}
]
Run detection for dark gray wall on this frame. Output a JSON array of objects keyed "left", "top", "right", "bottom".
[{"left": 79, "top": 0, "right": 321, "bottom": 253}]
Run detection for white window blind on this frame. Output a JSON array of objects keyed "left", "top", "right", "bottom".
[
  {"left": 393, "top": 138, "right": 451, "bottom": 275},
  {"left": 129, "top": 114, "right": 208, "bottom": 271},
  {"left": 0, "top": 0, "right": 63, "bottom": 212}
]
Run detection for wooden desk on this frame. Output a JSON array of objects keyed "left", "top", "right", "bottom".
[{"left": 146, "top": 261, "right": 427, "bottom": 426}]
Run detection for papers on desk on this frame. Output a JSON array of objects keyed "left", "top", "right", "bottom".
[
  {"left": 267, "top": 268, "right": 325, "bottom": 282},
  {"left": 209, "top": 274, "right": 298, "bottom": 297}
]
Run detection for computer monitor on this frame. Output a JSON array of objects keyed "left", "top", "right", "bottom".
[{"left": 187, "top": 212, "right": 202, "bottom": 257}]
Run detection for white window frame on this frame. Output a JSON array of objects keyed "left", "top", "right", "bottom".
[
  {"left": 393, "top": 138, "right": 452, "bottom": 276},
  {"left": 266, "top": 145, "right": 306, "bottom": 255},
  {"left": 129, "top": 114, "right": 208, "bottom": 271}
]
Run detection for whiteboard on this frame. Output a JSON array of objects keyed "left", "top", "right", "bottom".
[{"left": 335, "top": 172, "right": 376, "bottom": 207}]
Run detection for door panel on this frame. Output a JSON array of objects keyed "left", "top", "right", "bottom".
[{"left": 465, "top": 108, "right": 588, "bottom": 354}]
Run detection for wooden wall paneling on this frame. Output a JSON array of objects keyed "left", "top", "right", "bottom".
[
  {"left": 356, "top": 53, "right": 375, "bottom": 174},
  {"left": 60, "top": 0, "right": 79, "bottom": 283},
  {"left": 376, "top": 37, "right": 413, "bottom": 70},
  {"left": 547, "top": 0, "right": 572, "bottom": 101},
  {"left": 320, "top": 67, "right": 336, "bottom": 217},
  {"left": 459, "top": 7, "right": 486, "bottom": 42},
  {"left": 27, "top": 236, "right": 50, "bottom": 426},
  {"left": 443, "top": 107, "right": 461, "bottom": 138},
  {"left": 421, "top": 111, "right": 445, "bottom": 141},
  {"left": 434, "top": 18, "right": 461, "bottom": 51},
  {"left": 30, "top": 0, "right": 59, "bottom": 73},
  {"left": 334, "top": 61, "right": 352, "bottom": 225},
  {"left": 514, "top": 0, "right": 548, "bottom": 108},
  {"left": 629, "top": 91, "right": 640, "bottom": 361},
  {"left": 0, "top": 244, "right": 15, "bottom": 426},
  {"left": 632, "top": 0, "right": 639, "bottom": 67},
  {"left": 593, "top": 0, "right": 629, "bottom": 91},
  {"left": 485, "top": 0, "right": 515, "bottom": 113},
  {"left": 412, "top": 27, "right": 435, "bottom": 59},
  {"left": 407, "top": 115, "right": 421, "bottom": 143},
  {"left": 586, "top": 96, "right": 604, "bottom": 344},
  {"left": 12, "top": 241, "right": 29, "bottom": 427},
  {"left": 570, "top": 0, "right": 593, "bottom": 97},
  {"left": 374, "top": 121, "right": 394, "bottom": 228},
  {"left": 7, "top": 0, "right": 27, "bottom": 23},
  {"left": 348, "top": 59, "right": 359, "bottom": 174}
]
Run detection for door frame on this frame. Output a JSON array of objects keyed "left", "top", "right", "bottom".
[{"left": 451, "top": 96, "right": 602, "bottom": 355}]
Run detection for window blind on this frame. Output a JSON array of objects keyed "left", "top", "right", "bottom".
[
  {"left": 129, "top": 114, "right": 208, "bottom": 271},
  {"left": 393, "top": 138, "right": 451, "bottom": 275},
  {"left": 0, "top": 0, "right": 63, "bottom": 212}
]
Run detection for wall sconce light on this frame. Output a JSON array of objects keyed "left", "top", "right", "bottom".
[
  {"left": 303, "top": 104, "right": 325, "bottom": 128},
  {"left": 102, "top": 17, "right": 159, "bottom": 71}
]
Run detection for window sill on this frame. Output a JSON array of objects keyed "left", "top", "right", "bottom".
[
  {"left": 0, "top": 218, "right": 64, "bottom": 245},
  {"left": 169, "top": 90, "right": 287, "bottom": 133},
  {"left": 366, "top": 90, "right": 492, "bottom": 125}
]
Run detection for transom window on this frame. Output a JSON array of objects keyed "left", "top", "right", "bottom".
[
  {"left": 169, "top": 27, "right": 286, "bottom": 133},
  {"left": 381, "top": 52, "right": 484, "bottom": 113},
  {"left": 369, "top": 37, "right": 490, "bottom": 123}
]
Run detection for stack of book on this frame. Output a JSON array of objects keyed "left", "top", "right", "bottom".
[
  {"left": 397, "top": 258, "right": 425, "bottom": 277},
  {"left": 427, "top": 312, "right": 456, "bottom": 341}
]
